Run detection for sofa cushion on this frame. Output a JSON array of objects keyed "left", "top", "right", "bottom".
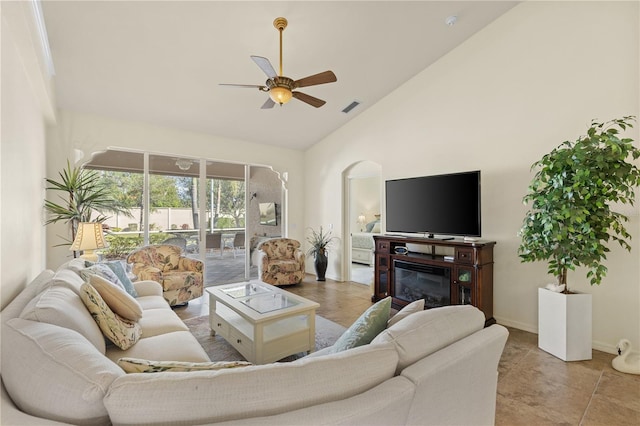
[
  {"left": 0, "top": 270, "right": 55, "bottom": 324},
  {"left": 1, "top": 318, "right": 123, "bottom": 425},
  {"left": 388, "top": 299, "right": 425, "bottom": 327},
  {"left": 371, "top": 305, "right": 485, "bottom": 373},
  {"left": 105, "top": 331, "right": 210, "bottom": 363},
  {"left": 132, "top": 280, "right": 164, "bottom": 298},
  {"left": 89, "top": 274, "right": 143, "bottom": 321},
  {"left": 331, "top": 296, "right": 391, "bottom": 353},
  {"left": 136, "top": 295, "right": 171, "bottom": 310},
  {"left": 104, "top": 343, "right": 398, "bottom": 425},
  {"left": 80, "top": 283, "right": 142, "bottom": 350},
  {"left": 79, "top": 263, "right": 125, "bottom": 289},
  {"left": 19, "top": 284, "right": 106, "bottom": 353},
  {"left": 117, "top": 358, "right": 251, "bottom": 373},
  {"left": 52, "top": 268, "right": 86, "bottom": 294},
  {"left": 97, "top": 260, "right": 138, "bottom": 297},
  {"left": 60, "top": 258, "right": 87, "bottom": 274},
  {"left": 138, "top": 308, "right": 189, "bottom": 337}
]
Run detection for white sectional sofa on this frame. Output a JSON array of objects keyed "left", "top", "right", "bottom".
[{"left": 1, "top": 260, "right": 508, "bottom": 426}]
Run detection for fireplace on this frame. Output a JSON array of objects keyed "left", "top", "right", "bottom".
[{"left": 393, "top": 260, "right": 451, "bottom": 309}]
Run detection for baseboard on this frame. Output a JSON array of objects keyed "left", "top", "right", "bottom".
[
  {"left": 493, "top": 316, "right": 537, "bottom": 334},
  {"left": 592, "top": 340, "right": 617, "bottom": 355},
  {"left": 494, "top": 316, "right": 619, "bottom": 356}
]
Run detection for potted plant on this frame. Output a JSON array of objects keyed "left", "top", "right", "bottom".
[
  {"left": 45, "top": 160, "right": 129, "bottom": 252},
  {"left": 306, "top": 226, "right": 337, "bottom": 281},
  {"left": 518, "top": 116, "right": 640, "bottom": 361}
]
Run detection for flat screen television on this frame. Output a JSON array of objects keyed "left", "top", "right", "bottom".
[
  {"left": 385, "top": 170, "right": 481, "bottom": 238},
  {"left": 259, "top": 202, "right": 277, "bottom": 226}
]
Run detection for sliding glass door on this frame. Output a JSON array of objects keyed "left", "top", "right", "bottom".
[{"left": 86, "top": 150, "right": 252, "bottom": 286}]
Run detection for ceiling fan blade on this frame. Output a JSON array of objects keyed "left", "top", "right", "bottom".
[
  {"left": 292, "top": 91, "right": 326, "bottom": 108},
  {"left": 219, "top": 83, "right": 266, "bottom": 90},
  {"left": 251, "top": 56, "right": 277, "bottom": 79},
  {"left": 294, "top": 71, "right": 337, "bottom": 88},
  {"left": 261, "top": 97, "right": 276, "bottom": 109}
]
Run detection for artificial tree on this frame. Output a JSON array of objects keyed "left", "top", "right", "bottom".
[{"left": 518, "top": 116, "right": 640, "bottom": 292}]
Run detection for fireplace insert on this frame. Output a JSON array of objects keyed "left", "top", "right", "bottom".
[{"left": 393, "top": 260, "right": 451, "bottom": 308}]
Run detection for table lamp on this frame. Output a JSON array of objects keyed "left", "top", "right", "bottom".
[
  {"left": 357, "top": 214, "right": 366, "bottom": 232},
  {"left": 69, "top": 222, "right": 108, "bottom": 262}
]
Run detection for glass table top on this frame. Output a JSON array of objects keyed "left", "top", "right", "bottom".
[
  {"left": 221, "top": 283, "right": 301, "bottom": 314},
  {"left": 222, "top": 283, "right": 271, "bottom": 299}
]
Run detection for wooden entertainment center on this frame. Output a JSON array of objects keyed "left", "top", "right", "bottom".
[{"left": 373, "top": 235, "right": 496, "bottom": 325}]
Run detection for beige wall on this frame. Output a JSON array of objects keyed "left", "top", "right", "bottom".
[
  {"left": 1, "top": 2, "right": 55, "bottom": 309},
  {"left": 304, "top": 1, "right": 639, "bottom": 354}
]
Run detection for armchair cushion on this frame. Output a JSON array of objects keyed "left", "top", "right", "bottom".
[
  {"left": 260, "top": 238, "right": 301, "bottom": 259},
  {"left": 268, "top": 259, "right": 302, "bottom": 273}
]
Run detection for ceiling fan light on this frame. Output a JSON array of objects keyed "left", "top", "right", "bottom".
[{"left": 269, "top": 87, "right": 292, "bottom": 105}]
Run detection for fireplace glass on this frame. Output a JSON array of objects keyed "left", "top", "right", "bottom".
[{"left": 393, "top": 260, "right": 451, "bottom": 308}]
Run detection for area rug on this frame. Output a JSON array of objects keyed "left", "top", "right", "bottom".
[{"left": 184, "top": 315, "right": 346, "bottom": 363}]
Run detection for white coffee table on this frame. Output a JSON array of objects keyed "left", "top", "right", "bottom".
[{"left": 206, "top": 281, "right": 320, "bottom": 364}]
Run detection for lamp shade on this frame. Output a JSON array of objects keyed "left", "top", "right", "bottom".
[{"left": 70, "top": 222, "right": 108, "bottom": 261}]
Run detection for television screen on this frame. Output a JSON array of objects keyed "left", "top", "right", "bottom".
[
  {"left": 385, "top": 170, "right": 481, "bottom": 237},
  {"left": 259, "top": 202, "right": 277, "bottom": 226}
]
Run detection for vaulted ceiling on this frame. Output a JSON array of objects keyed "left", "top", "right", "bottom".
[{"left": 42, "top": 1, "right": 518, "bottom": 151}]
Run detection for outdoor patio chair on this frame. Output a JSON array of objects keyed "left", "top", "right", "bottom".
[
  {"left": 206, "top": 233, "right": 224, "bottom": 257},
  {"left": 163, "top": 236, "right": 187, "bottom": 251},
  {"left": 232, "top": 232, "right": 245, "bottom": 258}
]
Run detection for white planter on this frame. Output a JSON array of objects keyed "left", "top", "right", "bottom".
[{"left": 538, "top": 288, "right": 592, "bottom": 361}]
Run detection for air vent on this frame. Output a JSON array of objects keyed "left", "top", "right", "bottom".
[{"left": 341, "top": 101, "right": 361, "bottom": 114}]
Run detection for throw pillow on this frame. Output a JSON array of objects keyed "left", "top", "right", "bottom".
[
  {"left": 117, "top": 358, "right": 252, "bottom": 373},
  {"left": 388, "top": 299, "right": 425, "bottom": 327},
  {"left": 331, "top": 296, "right": 391, "bottom": 353},
  {"left": 79, "top": 264, "right": 125, "bottom": 290},
  {"left": 89, "top": 274, "right": 143, "bottom": 321},
  {"left": 80, "top": 283, "right": 142, "bottom": 350},
  {"left": 87, "top": 260, "right": 138, "bottom": 298}
]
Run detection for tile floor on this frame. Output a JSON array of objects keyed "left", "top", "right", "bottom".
[{"left": 175, "top": 275, "right": 640, "bottom": 426}]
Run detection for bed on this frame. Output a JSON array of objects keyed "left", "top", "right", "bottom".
[{"left": 351, "top": 220, "right": 381, "bottom": 266}]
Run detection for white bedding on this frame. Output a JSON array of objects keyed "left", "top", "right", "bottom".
[{"left": 352, "top": 232, "right": 377, "bottom": 249}]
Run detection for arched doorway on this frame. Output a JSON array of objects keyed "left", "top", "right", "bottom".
[{"left": 342, "top": 161, "right": 382, "bottom": 291}]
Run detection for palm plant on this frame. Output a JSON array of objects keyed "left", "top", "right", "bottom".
[
  {"left": 518, "top": 116, "right": 640, "bottom": 291},
  {"left": 45, "top": 160, "right": 130, "bottom": 245}
]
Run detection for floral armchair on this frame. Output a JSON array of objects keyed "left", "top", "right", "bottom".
[
  {"left": 258, "top": 238, "right": 305, "bottom": 286},
  {"left": 127, "top": 245, "right": 204, "bottom": 306}
]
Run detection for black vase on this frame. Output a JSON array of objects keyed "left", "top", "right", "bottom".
[{"left": 314, "top": 250, "right": 328, "bottom": 281}]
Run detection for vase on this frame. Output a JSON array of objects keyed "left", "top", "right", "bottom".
[
  {"left": 314, "top": 250, "right": 328, "bottom": 281},
  {"left": 538, "top": 288, "right": 592, "bottom": 361}
]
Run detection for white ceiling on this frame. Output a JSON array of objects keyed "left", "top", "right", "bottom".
[{"left": 41, "top": 1, "right": 517, "bottom": 151}]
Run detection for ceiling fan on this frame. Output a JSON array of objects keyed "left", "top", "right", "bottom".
[{"left": 220, "top": 17, "right": 337, "bottom": 109}]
